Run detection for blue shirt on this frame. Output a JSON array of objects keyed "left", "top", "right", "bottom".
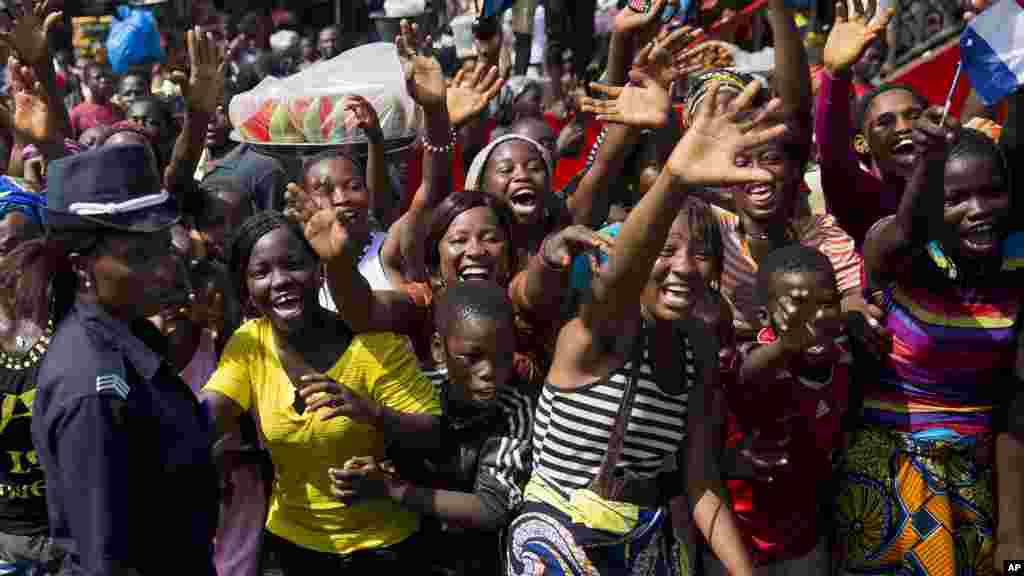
[{"left": 31, "top": 302, "right": 217, "bottom": 576}]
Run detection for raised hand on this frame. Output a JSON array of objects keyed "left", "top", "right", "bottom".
[
  {"left": 914, "top": 106, "right": 957, "bottom": 159},
  {"left": 674, "top": 42, "right": 734, "bottom": 77},
  {"left": 343, "top": 95, "right": 384, "bottom": 143},
  {"left": 579, "top": 70, "right": 671, "bottom": 128},
  {"left": 667, "top": 80, "right": 788, "bottom": 187},
  {"left": 11, "top": 64, "right": 56, "bottom": 144},
  {"left": 328, "top": 457, "right": 400, "bottom": 504},
  {"left": 632, "top": 25, "right": 702, "bottom": 89},
  {"left": 823, "top": 0, "right": 892, "bottom": 75},
  {"left": 447, "top": 60, "right": 503, "bottom": 127},
  {"left": 0, "top": 1, "right": 62, "bottom": 66},
  {"left": 541, "top": 225, "right": 615, "bottom": 271},
  {"left": 298, "top": 374, "right": 381, "bottom": 424},
  {"left": 171, "top": 26, "right": 226, "bottom": 116},
  {"left": 396, "top": 19, "right": 445, "bottom": 111},
  {"left": 283, "top": 182, "right": 369, "bottom": 264},
  {"left": 615, "top": 0, "right": 670, "bottom": 36}
]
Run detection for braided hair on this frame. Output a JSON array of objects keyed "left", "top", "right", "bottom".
[{"left": 433, "top": 280, "right": 515, "bottom": 338}]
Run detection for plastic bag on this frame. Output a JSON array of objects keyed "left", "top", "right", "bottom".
[
  {"left": 229, "top": 43, "right": 417, "bottom": 145},
  {"left": 105, "top": 6, "right": 164, "bottom": 74}
]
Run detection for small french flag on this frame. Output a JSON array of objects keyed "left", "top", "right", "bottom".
[{"left": 960, "top": 0, "right": 1024, "bottom": 105}]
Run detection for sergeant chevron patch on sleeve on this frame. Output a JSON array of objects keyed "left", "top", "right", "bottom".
[{"left": 96, "top": 374, "right": 130, "bottom": 400}]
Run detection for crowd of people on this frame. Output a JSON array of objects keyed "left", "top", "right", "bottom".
[{"left": 0, "top": 0, "right": 1017, "bottom": 574}]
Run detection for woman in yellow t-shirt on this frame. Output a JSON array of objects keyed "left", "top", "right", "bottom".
[{"left": 200, "top": 212, "right": 442, "bottom": 573}]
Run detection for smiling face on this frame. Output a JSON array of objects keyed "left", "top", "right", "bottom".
[
  {"left": 245, "top": 226, "right": 320, "bottom": 334},
  {"left": 437, "top": 206, "right": 513, "bottom": 286},
  {"left": 482, "top": 141, "right": 550, "bottom": 226},
  {"left": 942, "top": 152, "right": 1010, "bottom": 262},
  {"left": 864, "top": 89, "right": 925, "bottom": 180},
  {"left": 304, "top": 155, "right": 369, "bottom": 228},
  {"left": 442, "top": 315, "right": 516, "bottom": 407},
  {"left": 731, "top": 139, "right": 802, "bottom": 224},
  {"left": 763, "top": 269, "right": 842, "bottom": 364},
  {"left": 640, "top": 212, "right": 718, "bottom": 321}
]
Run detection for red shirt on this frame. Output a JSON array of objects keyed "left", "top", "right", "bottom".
[
  {"left": 725, "top": 327, "right": 851, "bottom": 565},
  {"left": 69, "top": 102, "right": 123, "bottom": 138}
]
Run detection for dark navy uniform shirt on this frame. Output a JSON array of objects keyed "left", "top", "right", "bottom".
[{"left": 30, "top": 302, "right": 217, "bottom": 576}]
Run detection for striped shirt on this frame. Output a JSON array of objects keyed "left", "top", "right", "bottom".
[
  {"left": 532, "top": 328, "right": 694, "bottom": 494},
  {"left": 713, "top": 206, "right": 862, "bottom": 338},
  {"left": 865, "top": 234, "right": 1024, "bottom": 436}
]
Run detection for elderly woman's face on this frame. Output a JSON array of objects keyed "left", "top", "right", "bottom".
[{"left": 483, "top": 141, "right": 550, "bottom": 227}]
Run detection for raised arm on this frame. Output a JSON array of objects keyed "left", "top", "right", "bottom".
[
  {"left": 344, "top": 95, "right": 396, "bottom": 227},
  {"left": 383, "top": 19, "right": 455, "bottom": 283},
  {"left": 284, "top": 182, "right": 427, "bottom": 334},
  {"left": 571, "top": 26, "right": 696, "bottom": 228},
  {"left": 165, "top": 27, "right": 224, "bottom": 202},
  {"left": 862, "top": 112, "right": 952, "bottom": 283},
  {"left": 767, "top": 0, "right": 811, "bottom": 146},
  {"left": 817, "top": 0, "right": 892, "bottom": 240},
  {"left": 583, "top": 79, "right": 786, "bottom": 337}
]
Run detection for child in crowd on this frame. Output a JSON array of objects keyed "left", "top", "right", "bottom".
[
  {"left": 329, "top": 281, "right": 534, "bottom": 576},
  {"left": 721, "top": 245, "right": 850, "bottom": 573}
]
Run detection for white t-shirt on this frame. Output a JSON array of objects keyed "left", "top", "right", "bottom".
[{"left": 319, "top": 231, "right": 393, "bottom": 312}]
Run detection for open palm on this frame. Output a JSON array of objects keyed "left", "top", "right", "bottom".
[
  {"left": 447, "top": 61, "right": 503, "bottom": 127},
  {"left": 0, "top": 1, "right": 62, "bottom": 66},
  {"left": 284, "top": 183, "right": 366, "bottom": 263},
  {"left": 667, "top": 80, "right": 788, "bottom": 187},
  {"left": 171, "top": 26, "right": 226, "bottom": 116},
  {"left": 396, "top": 20, "right": 445, "bottom": 110},
  {"left": 823, "top": 0, "right": 892, "bottom": 73},
  {"left": 633, "top": 26, "right": 701, "bottom": 89},
  {"left": 579, "top": 70, "right": 670, "bottom": 129}
]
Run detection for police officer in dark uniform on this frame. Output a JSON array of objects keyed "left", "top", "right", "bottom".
[{"left": 30, "top": 145, "right": 218, "bottom": 576}]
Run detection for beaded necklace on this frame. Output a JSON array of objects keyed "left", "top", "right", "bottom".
[{"left": 0, "top": 320, "right": 54, "bottom": 372}]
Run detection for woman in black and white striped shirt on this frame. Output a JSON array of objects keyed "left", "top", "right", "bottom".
[{"left": 506, "top": 76, "right": 787, "bottom": 576}]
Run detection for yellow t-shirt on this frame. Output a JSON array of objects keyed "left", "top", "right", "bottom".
[{"left": 204, "top": 318, "right": 441, "bottom": 555}]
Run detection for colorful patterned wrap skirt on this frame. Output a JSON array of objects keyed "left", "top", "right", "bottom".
[
  {"left": 507, "top": 475, "right": 695, "bottom": 576},
  {"left": 834, "top": 426, "right": 995, "bottom": 576}
]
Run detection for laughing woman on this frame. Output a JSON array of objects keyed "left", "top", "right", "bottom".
[
  {"left": 200, "top": 212, "right": 442, "bottom": 573},
  {"left": 507, "top": 75, "right": 786, "bottom": 575},
  {"left": 842, "top": 121, "right": 1024, "bottom": 574}
]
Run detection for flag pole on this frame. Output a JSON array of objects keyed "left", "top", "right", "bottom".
[{"left": 941, "top": 61, "right": 963, "bottom": 126}]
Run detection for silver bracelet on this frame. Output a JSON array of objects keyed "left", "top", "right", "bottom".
[{"left": 422, "top": 127, "right": 457, "bottom": 154}]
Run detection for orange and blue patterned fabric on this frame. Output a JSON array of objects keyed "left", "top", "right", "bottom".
[{"left": 835, "top": 234, "right": 1023, "bottom": 576}]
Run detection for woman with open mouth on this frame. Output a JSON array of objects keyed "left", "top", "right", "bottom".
[{"left": 838, "top": 117, "right": 1024, "bottom": 574}]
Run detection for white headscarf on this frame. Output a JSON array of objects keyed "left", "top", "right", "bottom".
[{"left": 464, "top": 134, "right": 553, "bottom": 193}]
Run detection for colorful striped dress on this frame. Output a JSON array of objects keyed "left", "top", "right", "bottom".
[{"left": 835, "top": 236, "right": 1024, "bottom": 576}]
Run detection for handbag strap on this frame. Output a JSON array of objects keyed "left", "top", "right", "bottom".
[{"left": 588, "top": 325, "right": 646, "bottom": 500}]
